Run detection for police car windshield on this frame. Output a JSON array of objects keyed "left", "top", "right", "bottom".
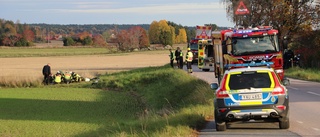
[
  {"left": 232, "top": 35, "right": 278, "bottom": 56},
  {"left": 228, "top": 72, "right": 272, "bottom": 90}
]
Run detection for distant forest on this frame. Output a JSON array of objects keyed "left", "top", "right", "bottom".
[
  {"left": 28, "top": 23, "right": 152, "bottom": 35},
  {"left": 27, "top": 23, "right": 229, "bottom": 39},
  {"left": 0, "top": 18, "right": 229, "bottom": 51}
]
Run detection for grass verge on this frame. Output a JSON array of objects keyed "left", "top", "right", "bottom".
[
  {"left": 0, "top": 65, "right": 214, "bottom": 136},
  {"left": 285, "top": 67, "right": 320, "bottom": 82}
]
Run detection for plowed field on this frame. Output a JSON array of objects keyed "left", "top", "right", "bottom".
[{"left": 0, "top": 52, "right": 170, "bottom": 83}]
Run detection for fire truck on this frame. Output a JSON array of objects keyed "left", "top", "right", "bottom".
[
  {"left": 213, "top": 26, "right": 284, "bottom": 83},
  {"left": 195, "top": 25, "right": 215, "bottom": 71},
  {"left": 188, "top": 38, "right": 200, "bottom": 64}
]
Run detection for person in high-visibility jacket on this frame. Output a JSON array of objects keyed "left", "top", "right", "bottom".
[
  {"left": 186, "top": 48, "right": 193, "bottom": 73},
  {"left": 169, "top": 49, "right": 175, "bottom": 68},
  {"left": 53, "top": 71, "right": 62, "bottom": 84},
  {"left": 71, "top": 72, "right": 82, "bottom": 82},
  {"left": 63, "top": 71, "right": 72, "bottom": 84},
  {"left": 179, "top": 50, "right": 184, "bottom": 69}
]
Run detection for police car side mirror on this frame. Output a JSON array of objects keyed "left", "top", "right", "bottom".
[{"left": 210, "top": 83, "right": 219, "bottom": 90}]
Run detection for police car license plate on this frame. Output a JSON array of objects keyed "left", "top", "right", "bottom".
[{"left": 240, "top": 93, "right": 262, "bottom": 100}]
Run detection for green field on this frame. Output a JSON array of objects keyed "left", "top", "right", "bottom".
[
  {"left": 0, "top": 47, "right": 113, "bottom": 57},
  {"left": 0, "top": 65, "right": 214, "bottom": 136}
]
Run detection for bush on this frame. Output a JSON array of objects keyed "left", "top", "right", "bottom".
[
  {"left": 63, "top": 37, "right": 75, "bottom": 46},
  {"left": 15, "top": 38, "right": 33, "bottom": 47}
]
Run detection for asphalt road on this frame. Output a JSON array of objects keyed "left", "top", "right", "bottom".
[{"left": 186, "top": 65, "right": 320, "bottom": 137}]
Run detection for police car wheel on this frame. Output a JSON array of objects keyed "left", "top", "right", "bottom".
[
  {"left": 215, "top": 122, "right": 226, "bottom": 131},
  {"left": 279, "top": 118, "right": 290, "bottom": 129}
]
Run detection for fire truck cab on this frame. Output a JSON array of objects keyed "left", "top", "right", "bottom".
[{"left": 214, "top": 26, "right": 284, "bottom": 83}]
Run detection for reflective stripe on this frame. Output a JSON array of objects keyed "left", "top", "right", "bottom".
[{"left": 239, "top": 101, "right": 262, "bottom": 105}]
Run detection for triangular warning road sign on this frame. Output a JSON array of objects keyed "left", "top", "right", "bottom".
[
  {"left": 235, "top": 1, "right": 250, "bottom": 15},
  {"left": 200, "top": 30, "right": 207, "bottom": 36}
]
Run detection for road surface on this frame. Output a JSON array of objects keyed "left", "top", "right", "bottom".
[{"left": 188, "top": 65, "right": 320, "bottom": 137}]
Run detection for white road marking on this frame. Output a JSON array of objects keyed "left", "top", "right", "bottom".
[
  {"left": 307, "top": 91, "right": 320, "bottom": 97},
  {"left": 296, "top": 121, "right": 303, "bottom": 124},
  {"left": 312, "top": 128, "right": 319, "bottom": 131}
]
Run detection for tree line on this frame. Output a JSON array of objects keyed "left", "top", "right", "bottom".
[
  {"left": 0, "top": 18, "right": 204, "bottom": 50},
  {"left": 0, "top": 19, "right": 35, "bottom": 46}
]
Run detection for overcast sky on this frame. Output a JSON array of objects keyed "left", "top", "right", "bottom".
[{"left": 0, "top": 0, "right": 235, "bottom": 27}]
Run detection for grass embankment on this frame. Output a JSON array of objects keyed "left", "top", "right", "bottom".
[
  {"left": 285, "top": 67, "right": 320, "bottom": 82},
  {"left": 0, "top": 65, "right": 214, "bottom": 137}
]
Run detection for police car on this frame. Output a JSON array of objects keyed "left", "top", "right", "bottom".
[{"left": 211, "top": 64, "right": 290, "bottom": 131}]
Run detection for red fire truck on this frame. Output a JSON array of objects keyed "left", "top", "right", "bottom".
[
  {"left": 188, "top": 38, "right": 200, "bottom": 64},
  {"left": 213, "top": 26, "right": 284, "bottom": 82}
]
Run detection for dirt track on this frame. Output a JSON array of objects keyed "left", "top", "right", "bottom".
[{"left": 0, "top": 52, "right": 169, "bottom": 82}]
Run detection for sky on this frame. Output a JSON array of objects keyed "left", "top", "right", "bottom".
[{"left": 0, "top": 0, "right": 235, "bottom": 27}]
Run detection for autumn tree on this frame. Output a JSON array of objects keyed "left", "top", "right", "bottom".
[
  {"left": 3, "top": 35, "right": 21, "bottom": 46},
  {"left": 158, "top": 20, "right": 173, "bottom": 46},
  {"left": 175, "top": 28, "right": 187, "bottom": 44},
  {"left": 170, "top": 26, "right": 176, "bottom": 44},
  {"left": 75, "top": 31, "right": 93, "bottom": 46},
  {"left": 149, "top": 21, "right": 160, "bottom": 44},
  {"left": 77, "top": 31, "right": 91, "bottom": 41},
  {"left": 22, "top": 25, "right": 35, "bottom": 42},
  {"left": 93, "top": 34, "right": 107, "bottom": 46},
  {"left": 138, "top": 28, "right": 150, "bottom": 48},
  {"left": 114, "top": 30, "right": 130, "bottom": 51},
  {"left": 4, "top": 21, "right": 16, "bottom": 36},
  {"left": 128, "top": 26, "right": 149, "bottom": 49},
  {"left": 167, "top": 21, "right": 189, "bottom": 44}
]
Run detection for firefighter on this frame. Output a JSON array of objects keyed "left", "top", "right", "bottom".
[
  {"left": 63, "top": 71, "right": 72, "bottom": 84},
  {"left": 186, "top": 48, "right": 193, "bottom": 73},
  {"left": 53, "top": 71, "right": 62, "bottom": 84},
  {"left": 71, "top": 72, "right": 82, "bottom": 82},
  {"left": 169, "top": 49, "right": 175, "bottom": 68}
]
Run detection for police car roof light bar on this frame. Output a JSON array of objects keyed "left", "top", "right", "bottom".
[{"left": 225, "top": 61, "right": 274, "bottom": 69}]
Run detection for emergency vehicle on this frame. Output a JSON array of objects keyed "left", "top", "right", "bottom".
[
  {"left": 213, "top": 26, "right": 284, "bottom": 83},
  {"left": 188, "top": 38, "right": 200, "bottom": 64},
  {"left": 211, "top": 66, "right": 290, "bottom": 131},
  {"left": 195, "top": 25, "right": 215, "bottom": 71}
]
